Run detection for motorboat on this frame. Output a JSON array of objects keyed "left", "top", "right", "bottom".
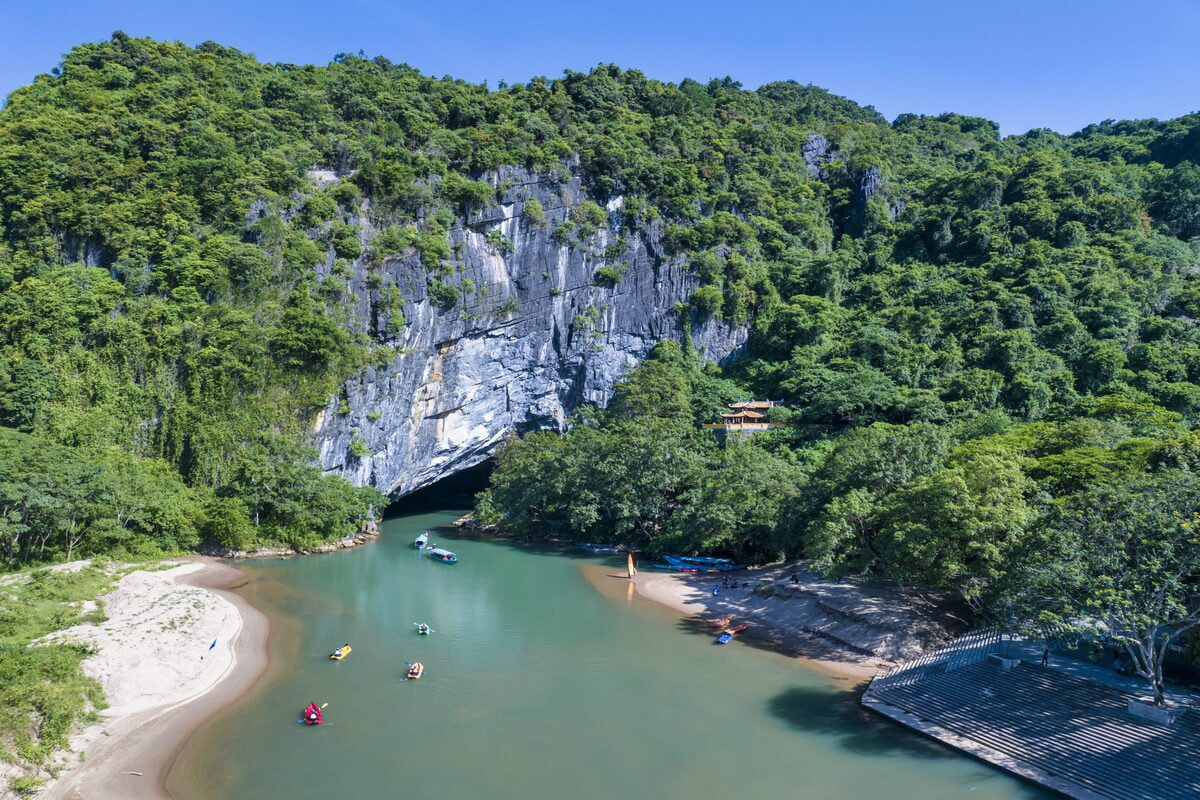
[
  {"left": 428, "top": 547, "right": 458, "bottom": 563},
  {"left": 413, "top": 532, "right": 429, "bottom": 548}
]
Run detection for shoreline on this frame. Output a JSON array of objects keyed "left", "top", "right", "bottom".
[
  {"left": 37, "top": 559, "right": 269, "bottom": 800},
  {"left": 628, "top": 569, "right": 881, "bottom": 682},
  {"left": 626, "top": 565, "right": 963, "bottom": 683}
]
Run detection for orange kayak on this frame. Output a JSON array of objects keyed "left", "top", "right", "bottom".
[{"left": 407, "top": 661, "right": 424, "bottom": 680}]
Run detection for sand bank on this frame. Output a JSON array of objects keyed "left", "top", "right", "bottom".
[
  {"left": 627, "top": 564, "right": 965, "bottom": 682},
  {"left": 36, "top": 559, "right": 267, "bottom": 800}
]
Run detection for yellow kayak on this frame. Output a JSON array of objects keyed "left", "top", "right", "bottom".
[{"left": 329, "top": 644, "right": 352, "bottom": 661}]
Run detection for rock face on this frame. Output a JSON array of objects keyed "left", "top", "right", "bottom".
[
  {"left": 801, "top": 134, "right": 831, "bottom": 178},
  {"left": 314, "top": 167, "right": 748, "bottom": 498}
]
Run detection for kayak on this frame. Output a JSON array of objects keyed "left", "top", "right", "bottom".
[
  {"left": 710, "top": 615, "right": 735, "bottom": 628},
  {"left": 329, "top": 644, "right": 352, "bottom": 661},
  {"left": 428, "top": 547, "right": 458, "bottom": 563},
  {"left": 415, "top": 623, "right": 432, "bottom": 635},
  {"left": 716, "top": 633, "right": 733, "bottom": 645},
  {"left": 302, "top": 703, "right": 323, "bottom": 725},
  {"left": 407, "top": 661, "right": 425, "bottom": 680},
  {"left": 724, "top": 624, "right": 749, "bottom": 635},
  {"left": 413, "top": 532, "right": 429, "bottom": 548}
]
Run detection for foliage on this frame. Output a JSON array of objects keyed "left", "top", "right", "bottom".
[
  {"left": 996, "top": 473, "right": 1200, "bottom": 705},
  {"left": 593, "top": 265, "right": 622, "bottom": 287},
  {"left": 522, "top": 198, "right": 546, "bottom": 227},
  {"left": 3, "top": 37, "right": 1200, "bottom": 646},
  {"left": 0, "top": 564, "right": 119, "bottom": 768}
]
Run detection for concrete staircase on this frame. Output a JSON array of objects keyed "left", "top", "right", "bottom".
[{"left": 865, "top": 653, "right": 1200, "bottom": 799}]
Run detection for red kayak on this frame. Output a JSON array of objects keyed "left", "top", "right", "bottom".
[{"left": 303, "top": 703, "right": 323, "bottom": 726}]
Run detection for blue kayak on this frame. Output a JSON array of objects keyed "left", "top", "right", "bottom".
[{"left": 716, "top": 633, "right": 733, "bottom": 645}]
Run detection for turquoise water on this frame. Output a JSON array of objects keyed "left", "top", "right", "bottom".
[{"left": 169, "top": 505, "right": 1051, "bottom": 799}]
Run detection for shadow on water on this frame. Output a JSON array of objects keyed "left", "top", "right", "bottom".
[
  {"left": 766, "top": 687, "right": 1056, "bottom": 798},
  {"left": 767, "top": 685, "right": 953, "bottom": 760}
]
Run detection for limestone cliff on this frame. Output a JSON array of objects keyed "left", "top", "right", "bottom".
[{"left": 314, "top": 167, "right": 748, "bottom": 498}]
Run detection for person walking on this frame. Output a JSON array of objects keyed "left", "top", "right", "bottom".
[{"left": 1041, "top": 646, "right": 1049, "bottom": 667}]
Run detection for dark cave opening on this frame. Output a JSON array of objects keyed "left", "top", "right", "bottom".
[{"left": 382, "top": 460, "right": 494, "bottom": 517}]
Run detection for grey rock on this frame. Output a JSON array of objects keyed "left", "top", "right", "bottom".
[
  {"left": 856, "top": 165, "right": 884, "bottom": 208},
  {"left": 801, "top": 134, "right": 830, "bottom": 178},
  {"left": 314, "top": 167, "right": 748, "bottom": 498}
]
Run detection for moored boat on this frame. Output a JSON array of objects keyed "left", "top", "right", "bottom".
[
  {"left": 663, "top": 555, "right": 746, "bottom": 572},
  {"left": 413, "top": 531, "right": 429, "bottom": 548},
  {"left": 329, "top": 643, "right": 351, "bottom": 661},
  {"left": 576, "top": 542, "right": 623, "bottom": 554},
  {"left": 710, "top": 615, "right": 735, "bottom": 628},
  {"left": 724, "top": 624, "right": 749, "bottom": 635},
  {"left": 715, "top": 632, "right": 733, "bottom": 645},
  {"left": 428, "top": 547, "right": 458, "bottom": 563},
  {"left": 407, "top": 661, "right": 425, "bottom": 680}
]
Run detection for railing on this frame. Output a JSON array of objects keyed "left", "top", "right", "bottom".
[{"left": 868, "top": 629, "right": 1002, "bottom": 692}]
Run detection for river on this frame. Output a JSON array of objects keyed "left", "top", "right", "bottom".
[{"left": 168, "top": 503, "right": 1051, "bottom": 799}]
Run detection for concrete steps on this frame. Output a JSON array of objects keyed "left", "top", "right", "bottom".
[{"left": 869, "top": 660, "right": 1200, "bottom": 800}]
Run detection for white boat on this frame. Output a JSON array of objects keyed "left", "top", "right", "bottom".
[{"left": 413, "top": 532, "right": 429, "bottom": 548}]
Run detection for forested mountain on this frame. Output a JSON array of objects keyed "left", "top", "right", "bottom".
[{"left": 3, "top": 33, "right": 1200, "bottom": 616}]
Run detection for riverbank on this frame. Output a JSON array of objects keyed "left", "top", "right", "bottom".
[
  {"left": 630, "top": 563, "right": 967, "bottom": 681},
  {"left": 198, "top": 524, "right": 379, "bottom": 559},
  {"left": 34, "top": 560, "right": 268, "bottom": 800}
]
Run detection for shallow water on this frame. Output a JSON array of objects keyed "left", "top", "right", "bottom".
[{"left": 169, "top": 505, "right": 1051, "bottom": 799}]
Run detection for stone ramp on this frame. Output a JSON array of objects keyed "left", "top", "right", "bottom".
[{"left": 864, "top": 656, "right": 1200, "bottom": 800}]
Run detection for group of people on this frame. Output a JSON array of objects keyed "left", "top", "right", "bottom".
[{"left": 713, "top": 576, "right": 747, "bottom": 596}]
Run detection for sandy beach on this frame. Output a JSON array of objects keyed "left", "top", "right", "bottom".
[
  {"left": 626, "top": 563, "right": 965, "bottom": 682},
  {"left": 33, "top": 559, "right": 268, "bottom": 800}
]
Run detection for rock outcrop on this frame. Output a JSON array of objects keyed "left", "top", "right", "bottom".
[{"left": 314, "top": 167, "right": 748, "bottom": 498}]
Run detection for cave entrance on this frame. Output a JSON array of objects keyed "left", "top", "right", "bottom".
[{"left": 382, "top": 460, "right": 494, "bottom": 518}]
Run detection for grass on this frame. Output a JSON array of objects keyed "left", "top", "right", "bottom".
[{"left": 0, "top": 562, "right": 130, "bottom": 770}]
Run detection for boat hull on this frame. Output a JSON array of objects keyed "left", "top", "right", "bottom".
[{"left": 663, "top": 555, "right": 745, "bottom": 572}]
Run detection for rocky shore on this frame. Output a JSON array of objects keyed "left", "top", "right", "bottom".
[
  {"left": 198, "top": 523, "right": 379, "bottom": 559},
  {"left": 632, "top": 562, "right": 969, "bottom": 679}
]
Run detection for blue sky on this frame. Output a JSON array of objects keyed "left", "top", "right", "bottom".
[{"left": 1, "top": 0, "right": 1198, "bottom": 135}]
